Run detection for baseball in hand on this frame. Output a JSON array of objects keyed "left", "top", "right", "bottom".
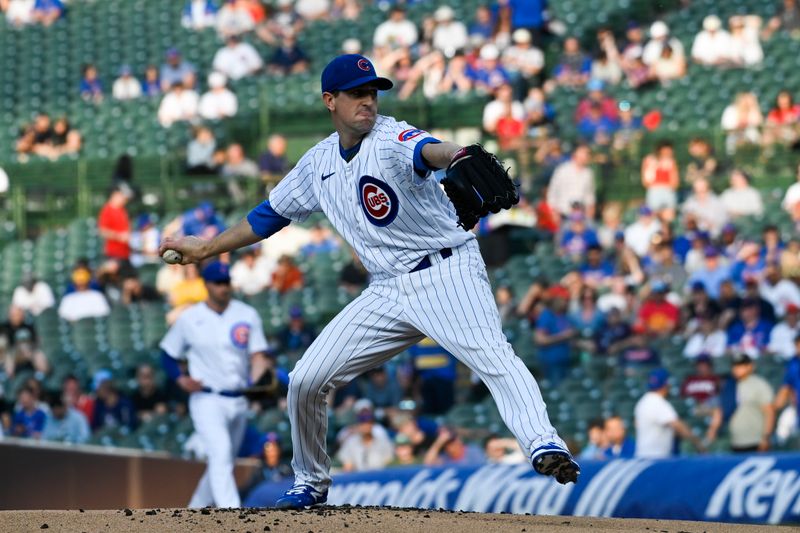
[{"left": 162, "top": 249, "right": 183, "bottom": 264}]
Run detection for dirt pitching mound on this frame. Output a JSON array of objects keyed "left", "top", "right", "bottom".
[{"left": 0, "top": 506, "right": 788, "bottom": 533}]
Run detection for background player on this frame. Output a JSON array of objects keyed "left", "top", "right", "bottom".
[
  {"left": 160, "top": 53, "right": 580, "bottom": 510},
  {"left": 160, "top": 261, "right": 270, "bottom": 508}
]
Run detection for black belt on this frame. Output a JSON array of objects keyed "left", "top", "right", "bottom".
[
  {"left": 410, "top": 248, "right": 452, "bottom": 273},
  {"left": 200, "top": 387, "right": 244, "bottom": 398}
]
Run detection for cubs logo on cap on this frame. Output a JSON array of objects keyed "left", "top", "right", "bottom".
[
  {"left": 358, "top": 175, "right": 398, "bottom": 227},
  {"left": 230, "top": 322, "right": 251, "bottom": 349},
  {"left": 321, "top": 54, "right": 394, "bottom": 94}
]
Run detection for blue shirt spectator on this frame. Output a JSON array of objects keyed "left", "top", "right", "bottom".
[
  {"left": 553, "top": 37, "right": 592, "bottom": 87},
  {"left": 91, "top": 372, "right": 137, "bottom": 431},
  {"left": 535, "top": 287, "right": 574, "bottom": 385},
  {"left": 688, "top": 248, "right": 731, "bottom": 299},
  {"left": 578, "top": 110, "right": 618, "bottom": 143},
  {"left": 79, "top": 64, "right": 104, "bottom": 102},
  {"left": 469, "top": 6, "right": 494, "bottom": 40},
  {"left": 779, "top": 353, "right": 800, "bottom": 425},
  {"left": 181, "top": 201, "right": 226, "bottom": 238},
  {"left": 560, "top": 215, "right": 599, "bottom": 257},
  {"left": 12, "top": 387, "right": 46, "bottom": 438},
  {"left": 407, "top": 338, "right": 457, "bottom": 415},
  {"left": 620, "top": 328, "right": 660, "bottom": 369},
  {"left": 300, "top": 225, "right": 340, "bottom": 257},
  {"left": 726, "top": 301, "right": 774, "bottom": 359},
  {"left": 268, "top": 36, "right": 309, "bottom": 75},
  {"left": 603, "top": 437, "right": 636, "bottom": 459},
  {"left": 160, "top": 49, "right": 196, "bottom": 91},
  {"left": 42, "top": 397, "right": 90, "bottom": 444},
  {"left": 580, "top": 260, "right": 615, "bottom": 284},
  {"left": 509, "top": 0, "right": 547, "bottom": 30},
  {"left": 33, "top": 0, "right": 64, "bottom": 25},
  {"left": 468, "top": 45, "right": 511, "bottom": 92},
  {"left": 142, "top": 65, "right": 162, "bottom": 98},
  {"left": 92, "top": 391, "right": 137, "bottom": 431}
]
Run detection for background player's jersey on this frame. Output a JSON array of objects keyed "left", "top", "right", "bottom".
[
  {"left": 160, "top": 300, "right": 268, "bottom": 391},
  {"left": 269, "top": 115, "right": 474, "bottom": 279}
]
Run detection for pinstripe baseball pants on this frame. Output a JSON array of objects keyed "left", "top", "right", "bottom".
[{"left": 287, "top": 239, "right": 564, "bottom": 490}]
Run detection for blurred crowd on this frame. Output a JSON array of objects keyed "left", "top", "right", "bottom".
[{"left": 2, "top": 0, "right": 800, "bottom": 483}]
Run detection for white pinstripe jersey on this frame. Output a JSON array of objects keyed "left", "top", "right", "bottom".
[{"left": 269, "top": 115, "right": 474, "bottom": 279}]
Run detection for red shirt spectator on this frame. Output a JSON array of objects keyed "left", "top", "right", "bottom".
[
  {"left": 97, "top": 186, "right": 132, "bottom": 260},
  {"left": 680, "top": 355, "right": 720, "bottom": 404},
  {"left": 574, "top": 79, "right": 618, "bottom": 123},
  {"left": 535, "top": 194, "right": 560, "bottom": 233},
  {"left": 637, "top": 284, "right": 680, "bottom": 334},
  {"left": 272, "top": 255, "right": 304, "bottom": 294},
  {"left": 496, "top": 114, "right": 526, "bottom": 151}
]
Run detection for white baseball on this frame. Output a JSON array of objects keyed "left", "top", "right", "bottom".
[{"left": 162, "top": 249, "right": 183, "bottom": 264}]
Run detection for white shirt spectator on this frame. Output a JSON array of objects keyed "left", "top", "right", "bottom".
[
  {"left": 547, "top": 159, "right": 596, "bottom": 217},
  {"left": 783, "top": 181, "right": 800, "bottom": 216},
  {"left": 482, "top": 99, "right": 525, "bottom": 133},
  {"left": 216, "top": 3, "right": 254, "bottom": 38},
  {"left": 295, "top": 0, "right": 330, "bottom": 20},
  {"left": 729, "top": 17, "right": 763, "bottom": 66},
  {"left": 0, "top": 166, "right": 8, "bottom": 194},
  {"left": 624, "top": 218, "right": 662, "bottom": 257},
  {"left": 4, "top": 0, "right": 34, "bottom": 26},
  {"left": 721, "top": 102, "right": 762, "bottom": 134},
  {"left": 760, "top": 280, "right": 800, "bottom": 317},
  {"left": 720, "top": 186, "right": 763, "bottom": 218},
  {"left": 259, "top": 225, "right": 312, "bottom": 262},
  {"left": 503, "top": 43, "right": 545, "bottom": 78},
  {"left": 130, "top": 225, "right": 161, "bottom": 268},
  {"left": 432, "top": 20, "right": 468, "bottom": 59},
  {"left": 199, "top": 73, "right": 238, "bottom": 120},
  {"left": 683, "top": 330, "right": 727, "bottom": 358},
  {"left": 373, "top": 16, "right": 418, "bottom": 49},
  {"left": 231, "top": 256, "right": 274, "bottom": 296},
  {"left": 182, "top": 0, "right": 217, "bottom": 30},
  {"left": 12, "top": 280, "right": 55, "bottom": 316},
  {"left": 336, "top": 424, "right": 394, "bottom": 471},
  {"left": 158, "top": 87, "right": 199, "bottom": 127},
  {"left": 58, "top": 290, "right": 111, "bottom": 322},
  {"left": 691, "top": 19, "right": 733, "bottom": 65},
  {"left": 634, "top": 391, "right": 678, "bottom": 458},
  {"left": 768, "top": 319, "right": 799, "bottom": 360},
  {"left": 643, "top": 35, "right": 684, "bottom": 66},
  {"left": 112, "top": 76, "right": 142, "bottom": 101},
  {"left": 212, "top": 41, "right": 264, "bottom": 81},
  {"left": 199, "top": 89, "right": 238, "bottom": 120},
  {"left": 682, "top": 192, "right": 728, "bottom": 237}
]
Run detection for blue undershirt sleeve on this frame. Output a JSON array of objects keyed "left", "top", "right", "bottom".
[
  {"left": 160, "top": 350, "right": 183, "bottom": 381},
  {"left": 413, "top": 137, "right": 443, "bottom": 178},
  {"left": 246, "top": 199, "right": 292, "bottom": 239}
]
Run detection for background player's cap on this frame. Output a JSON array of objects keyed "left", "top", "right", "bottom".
[
  {"left": 321, "top": 54, "right": 393, "bottom": 94},
  {"left": 647, "top": 368, "right": 670, "bottom": 390},
  {"left": 201, "top": 261, "right": 231, "bottom": 283}
]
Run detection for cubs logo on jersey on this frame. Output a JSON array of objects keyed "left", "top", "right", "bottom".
[
  {"left": 358, "top": 175, "right": 398, "bottom": 227},
  {"left": 229, "top": 322, "right": 251, "bottom": 349},
  {"left": 398, "top": 128, "right": 425, "bottom": 142}
]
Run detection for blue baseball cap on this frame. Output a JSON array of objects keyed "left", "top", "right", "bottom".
[
  {"left": 201, "top": 261, "right": 231, "bottom": 283},
  {"left": 321, "top": 54, "right": 393, "bottom": 94},
  {"left": 647, "top": 368, "right": 670, "bottom": 390}
]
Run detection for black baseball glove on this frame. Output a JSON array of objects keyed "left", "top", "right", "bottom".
[
  {"left": 441, "top": 144, "right": 520, "bottom": 230},
  {"left": 243, "top": 367, "right": 280, "bottom": 401}
]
